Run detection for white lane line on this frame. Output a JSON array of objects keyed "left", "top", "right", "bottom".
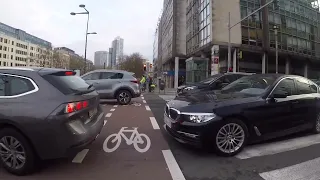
[
  {"left": 113, "top": 105, "right": 118, "bottom": 108},
  {"left": 141, "top": 94, "right": 144, "bottom": 97},
  {"left": 105, "top": 113, "right": 112, "bottom": 117},
  {"left": 236, "top": 134, "right": 320, "bottom": 159},
  {"left": 150, "top": 117, "right": 160, "bottom": 130},
  {"left": 143, "top": 100, "right": 146, "bottom": 104},
  {"left": 145, "top": 105, "right": 151, "bottom": 111},
  {"left": 72, "top": 149, "right": 89, "bottom": 163},
  {"left": 141, "top": 97, "right": 145, "bottom": 100},
  {"left": 162, "top": 150, "right": 186, "bottom": 180},
  {"left": 110, "top": 109, "right": 115, "bottom": 112},
  {"left": 104, "top": 120, "right": 107, "bottom": 126},
  {"left": 259, "top": 157, "right": 320, "bottom": 180}
]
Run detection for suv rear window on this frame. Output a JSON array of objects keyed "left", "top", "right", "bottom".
[{"left": 43, "top": 74, "right": 90, "bottom": 95}]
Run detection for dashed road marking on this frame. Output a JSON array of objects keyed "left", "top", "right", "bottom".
[
  {"left": 110, "top": 108, "right": 115, "bottom": 112},
  {"left": 143, "top": 100, "right": 146, "bottom": 103},
  {"left": 113, "top": 105, "right": 118, "bottom": 107},
  {"left": 162, "top": 150, "right": 186, "bottom": 180},
  {"left": 145, "top": 105, "right": 151, "bottom": 111},
  {"left": 72, "top": 149, "right": 89, "bottom": 163},
  {"left": 150, "top": 117, "right": 160, "bottom": 130},
  {"left": 259, "top": 157, "right": 320, "bottom": 180},
  {"left": 105, "top": 113, "right": 112, "bottom": 117},
  {"left": 104, "top": 120, "right": 107, "bottom": 126},
  {"left": 141, "top": 97, "right": 145, "bottom": 100}
]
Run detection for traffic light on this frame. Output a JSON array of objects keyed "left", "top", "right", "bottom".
[
  {"left": 237, "top": 50, "right": 243, "bottom": 59},
  {"left": 143, "top": 64, "right": 146, "bottom": 71}
]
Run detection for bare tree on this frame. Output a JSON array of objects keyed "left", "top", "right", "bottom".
[{"left": 118, "top": 53, "right": 145, "bottom": 78}]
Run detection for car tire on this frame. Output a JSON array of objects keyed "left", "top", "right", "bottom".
[
  {"left": 312, "top": 113, "right": 320, "bottom": 134},
  {"left": 0, "top": 128, "right": 37, "bottom": 176},
  {"left": 116, "top": 90, "right": 132, "bottom": 105},
  {"left": 212, "top": 118, "right": 248, "bottom": 157}
]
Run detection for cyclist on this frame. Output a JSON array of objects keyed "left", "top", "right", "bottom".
[{"left": 140, "top": 75, "right": 146, "bottom": 92}]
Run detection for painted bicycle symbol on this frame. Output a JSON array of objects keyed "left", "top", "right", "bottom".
[{"left": 103, "top": 127, "right": 151, "bottom": 153}]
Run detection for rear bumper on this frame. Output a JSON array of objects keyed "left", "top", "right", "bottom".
[{"left": 31, "top": 107, "right": 105, "bottom": 160}]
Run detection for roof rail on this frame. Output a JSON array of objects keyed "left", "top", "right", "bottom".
[{"left": 0, "top": 67, "right": 35, "bottom": 71}]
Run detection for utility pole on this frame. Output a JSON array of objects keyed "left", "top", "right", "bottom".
[
  {"left": 274, "top": 25, "right": 279, "bottom": 74},
  {"left": 227, "top": 0, "right": 278, "bottom": 71}
]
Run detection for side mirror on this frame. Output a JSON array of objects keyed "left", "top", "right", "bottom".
[{"left": 272, "top": 89, "right": 288, "bottom": 98}]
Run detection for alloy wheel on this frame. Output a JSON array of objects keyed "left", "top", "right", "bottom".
[
  {"left": 119, "top": 92, "right": 130, "bottom": 104},
  {"left": 0, "top": 136, "right": 26, "bottom": 170},
  {"left": 215, "top": 123, "right": 245, "bottom": 154}
]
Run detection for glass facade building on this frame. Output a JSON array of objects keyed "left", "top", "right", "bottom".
[
  {"left": 186, "top": 0, "right": 211, "bottom": 55},
  {"left": 240, "top": 0, "right": 320, "bottom": 57}
]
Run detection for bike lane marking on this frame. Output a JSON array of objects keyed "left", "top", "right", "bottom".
[
  {"left": 162, "top": 150, "right": 186, "bottom": 180},
  {"left": 110, "top": 108, "right": 115, "bottom": 112},
  {"left": 105, "top": 113, "right": 112, "bottom": 117},
  {"left": 145, "top": 105, "right": 151, "bottom": 111},
  {"left": 77, "top": 98, "right": 173, "bottom": 180},
  {"left": 150, "top": 117, "right": 160, "bottom": 130},
  {"left": 143, "top": 100, "right": 146, "bottom": 103},
  {"left": 142, "top": 97, "right": 145, "bottom": 100},
  {"left": 113, "top": 105, "right": 118, "bottom": 108}
]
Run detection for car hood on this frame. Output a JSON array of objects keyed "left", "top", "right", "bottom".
[{"left": 169, "top": 91, "right": 259, "bottom": 112}]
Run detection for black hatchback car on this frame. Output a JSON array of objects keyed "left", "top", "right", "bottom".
[
  {"left": 164, "top": 74, "right": 320, "bottom": 156},
  {"left": 0, "top": 67, "right": 105, "bottom": 175},
  {"left": 176, "top": 72, "right": 254, "bottom": 96}
]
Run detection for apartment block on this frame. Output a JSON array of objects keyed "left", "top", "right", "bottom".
[{"left": 0, "top": 22, "right": 53, "bottom": 68}]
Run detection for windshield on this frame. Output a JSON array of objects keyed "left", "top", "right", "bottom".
[
  {"left": 43, "top": 75, "right": 92, "bottom": 95},
  {"left": 198, "top": 74, "right": 222, "bottom": 84},
  {"left": 221, "top": 75, "right": 278, "bottom": 96}
]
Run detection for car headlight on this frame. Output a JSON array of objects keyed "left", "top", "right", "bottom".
[
  {"left": 182, "top": 113, "right": 216, "bottom": 123},
  {"left": 185, "top": 86, "right": 196, "bottom": 91}
]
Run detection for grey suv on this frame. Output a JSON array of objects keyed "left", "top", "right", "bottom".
[
  {"left": 81, "top": 69, "right": 141, "bottom": 105},
  {"left": 0, "top": 67, "right": 104, "bottom": 175}
]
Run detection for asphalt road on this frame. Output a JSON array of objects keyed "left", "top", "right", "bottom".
[
  {"left": 144, "top": 93, "right": 320, "bottom": 180},
  {"left": 2, "top": 93, "right": 320, "bottom": 180},
  {"left": 0, "top": 96, "right": 176, "bottom": 180}
]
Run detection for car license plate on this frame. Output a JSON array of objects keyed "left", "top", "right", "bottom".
[
  {"left": 89, "top": 108, "right": 98, "bottom": 118},
  {"left": 164, "top": 115, "right": 172, "bottom": 128}
]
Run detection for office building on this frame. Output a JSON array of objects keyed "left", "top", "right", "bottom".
[
  {"left": 153, "top": 27, "right": 159, "bottom": 78},
  {"left": 0, "top": 22, "right": 53, "bottom": 67},
  {"left": 185, "top": 0, "right": 320, "bottom": 79},
  {"left": 94, "top": 51, "right": 108, "bottom": 68},
  {"left": 158, "top": 0, "right": 187, "bottom": 88},
  {"left": 111, "top": 36, "right": 124, "bottom": 68}
]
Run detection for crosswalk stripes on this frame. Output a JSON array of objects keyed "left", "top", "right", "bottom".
[
  {"left": 259, "top": 157, "right": 320, "bottom": 180},
  {"left": 236, "top": 134, "right": 320, "bottom": 159},
  {"left": 232, "top": 134, "right": 320, "bottom": 179}
]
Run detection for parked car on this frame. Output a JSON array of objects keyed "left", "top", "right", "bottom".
[
  {"left": 176, "top": 72, "right": 254, "bottom": 96},
  {"left": 164, "top": 74, "right": 320, "bottom": 156},
  {"left": 0, "top": 67, "right": 105, "bottom": 175},
  {"left": 81, "top": 69, "right": 141, "bottom": 105}
]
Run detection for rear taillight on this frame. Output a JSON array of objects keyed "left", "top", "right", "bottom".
[
  {"left": 65, "top": 100, "right": 89, "bottom": 113},
  {"left": 131, "top": 80, "right": 138, "bottom": 83}
]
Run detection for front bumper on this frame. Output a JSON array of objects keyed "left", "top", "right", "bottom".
[{"left": 163, "top": 114, "right": 223, "bottom": 147}]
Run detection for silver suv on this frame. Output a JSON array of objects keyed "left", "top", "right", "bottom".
[{"left": 81, "top": 69, "right": 141, "bottom": 105}]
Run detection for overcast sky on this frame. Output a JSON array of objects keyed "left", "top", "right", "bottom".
[{"left": 0, "top": 0, "right": 163, "bottom": 62}]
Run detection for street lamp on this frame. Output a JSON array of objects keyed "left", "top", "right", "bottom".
[
  {"left": 274, "top": 25, "right": 279, "bottom": 74},
  {"left": 70, "top": 4, "right": 96, "bottom": 73}
]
